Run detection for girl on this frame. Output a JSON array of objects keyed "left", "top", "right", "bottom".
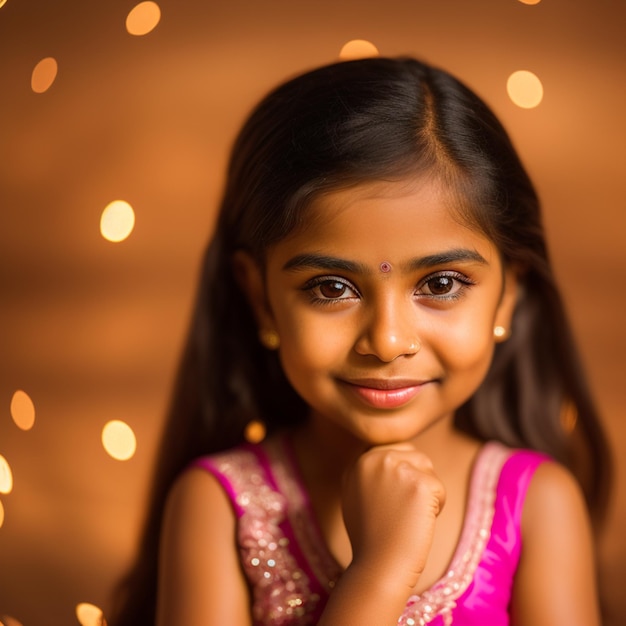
[{"left": 109, "top": 56, "right": 611, "bottom": 625}]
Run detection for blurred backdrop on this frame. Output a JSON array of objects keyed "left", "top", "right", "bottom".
[{"left": 0, "top": 0, "right": 624, "bottom": 624}]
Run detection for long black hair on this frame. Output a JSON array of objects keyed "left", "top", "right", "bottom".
[{"left": 108, "top": 56, "right": 611, "bottom": 625}]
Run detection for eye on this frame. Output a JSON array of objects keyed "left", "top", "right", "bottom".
[
  {"left": 319, "top": 280, "right": 350, "bottom": 299},
  {"left": 304, "top": 277, "right": 360, "bottom": 303},
  {"left": 418, "top": 272, "right": 474, "bottom": 299},
  {"left": 424, "top": 275, "right": 456, "bottom": 295}
]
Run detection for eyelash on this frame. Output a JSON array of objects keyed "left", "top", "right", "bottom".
[{"left": 302, "top": 271, "right": 476, "bottom": 305}]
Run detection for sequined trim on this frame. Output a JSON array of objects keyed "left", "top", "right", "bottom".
[
  {"left": 201, "top": 448, "right": 318, "bottom": 625},
  {"left": 199, "top": 440, "right": 512, "bottom": 626},
  {"left": 398, "top": 441, "right": 511, "bottom": 626},
  {"left": 265, "top": 437, "right": 343, "bottom": 593}
]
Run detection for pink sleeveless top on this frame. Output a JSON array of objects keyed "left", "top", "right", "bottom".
[{"left": 193, "top": 438, "right": 547, "bottom": 625}]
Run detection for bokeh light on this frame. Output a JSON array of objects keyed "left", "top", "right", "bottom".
[
  {"left": 100, "top": 200, "right": 135, "bottom": 242},
  {"left": 339, "top": 39, "right": 379, "bottom": 60},
  {"left": 76, "top": 602, "right": 106, "bottom": 626},
  {"left": 0, "top": 500, "right": 4, "bottom": 528},
  {"left": 0, "top": 456, "right": 13, "bottom": 495},
  {"left": 506, "top": 70, "right": 544, "bottom": 108},
  {"left": 244, "top": 420, "right": 266, "bottom": 444},
  {"left": 0, "top": 617, "right": 24, "bottom": 626},
  {"left": 10, "top": 390, "right": 35, "bottom": 431},
  {"left": 0, "top": 0, "right": 9, "bottom": 8},
  {"left": 126, "top": 1, "right": 161, "bottom": 36},
  {"left": 31, "top": 57, "right": 58, "bottom": 94},
  {"left": 518, "top": 0, "right": 541, "bottom": 4},
  {"left": 102, "top": 420, "right": 137, "bottom": 461}
]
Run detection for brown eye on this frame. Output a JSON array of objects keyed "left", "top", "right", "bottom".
[
  {"left": 425, "top": 276, "right": 455, "bottom": 295},
  {"left": 319, "top": 281, "right": 348, "bottom": 299}
]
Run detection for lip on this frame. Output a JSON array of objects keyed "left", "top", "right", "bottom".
[{"left": 340, "top": 378, "right": 429, "bottom": 409}]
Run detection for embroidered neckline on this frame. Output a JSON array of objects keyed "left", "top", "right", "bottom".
[{"left": 266, "top": 437, "right": 511, "bottom": 625}]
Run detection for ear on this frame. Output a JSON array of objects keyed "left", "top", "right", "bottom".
[
  {"left": 231, "top": 250, "right": 275, "bottom": 331},
  {"left": 494, "top": 265, "right": 520, "bottom": 339}
]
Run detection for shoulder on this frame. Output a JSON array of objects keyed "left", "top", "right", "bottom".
[
  {"left": 157, "top": 462, "right": 252, "bottom": 625},
  {"left": 522, "top": 458, "right": 587, "bottom": 526},
  {"left": 164, "top": 462, "right": 233, "bottom": 526},
  {"left": 511, "top": 458, "right": 600, "bottom": 626}
]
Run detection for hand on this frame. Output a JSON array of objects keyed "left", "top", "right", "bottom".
[{"left": 341, "top": 443, "right": 446, "bottom": 592}]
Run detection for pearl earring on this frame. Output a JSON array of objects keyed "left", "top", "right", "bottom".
[
  {"left": 259, "top": 328, "right": 280, "bottom": 350},
  {"left": 493, "top": 326, "right": 508, "bottom": 341}
]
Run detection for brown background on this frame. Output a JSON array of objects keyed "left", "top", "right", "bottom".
[{"left": 0, "top": 0, "right": 624, "bottom": 624}]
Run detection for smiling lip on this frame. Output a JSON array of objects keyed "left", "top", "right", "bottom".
[{"left": 341, "top": 378, "right": 428, "bottom": 409}]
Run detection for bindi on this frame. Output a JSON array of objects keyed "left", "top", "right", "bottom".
[{"left": 379, "top": 261, "right": 392, "bottom": 274}]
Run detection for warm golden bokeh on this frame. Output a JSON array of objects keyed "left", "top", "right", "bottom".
[
  {"left": 76, "top": 602, "right": 106, "bottom": 626},
  {"left": 244, "top": 419, "right": 267, "bottom": 444},
  {"left": 10, "top": 391, "right": 35, "bottom": 432},
  {"left": 126, "top": 1, "right": 161, "bottom": 36},
  {"left": 507, "top": 70, "right": 544, "bottom": 108},
  {"left": 0, "top": 456, "right": 13, "bottom": 495},
  {"left": 31, "top": 57, "right": 58, "bottom": 94},
  {"left": 339, "top": 39, "right": 380, "bottom": 60},
  {"left": 101, "top": 421, "right": 137, "bottom": 461},
  {"left": 100, "top": 200, "right": 136, "bottom": 243}
]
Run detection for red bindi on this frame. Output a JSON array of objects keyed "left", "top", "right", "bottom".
[{"left": 379, "top": 261, "right": 392, "bottom": 273}]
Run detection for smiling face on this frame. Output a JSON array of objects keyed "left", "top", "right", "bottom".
[{"left": 236, "top": 176, "right": 517, "bottom": 447}]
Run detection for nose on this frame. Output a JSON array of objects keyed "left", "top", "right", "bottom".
[{"left": 354, "top": 295, "right": 421, "bottom": 362}]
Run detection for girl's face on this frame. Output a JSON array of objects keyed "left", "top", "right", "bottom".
[{"left": 238, "top": 177, "right": 518, "bottom": 447}]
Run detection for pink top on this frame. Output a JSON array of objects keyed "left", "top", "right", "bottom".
[{"left": 192, "top": 438, "right": 548, "bottom": 625}]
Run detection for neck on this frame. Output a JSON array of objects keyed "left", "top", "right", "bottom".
[{"left": 290, "top": 411, "right": 475, "bottom": 489}]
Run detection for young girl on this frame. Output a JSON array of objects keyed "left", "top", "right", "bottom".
[{"left": 109, "top": 56, "right": 611, "bottom": 625}]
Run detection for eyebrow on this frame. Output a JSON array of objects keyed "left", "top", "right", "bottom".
[
  {"left": 282, "top": 249, "right": 489, "bottom": 273},
  {"left": 283, "top": 253, "right": 370, "bottom": 274},
  {"left": 403, "top": 249, "right": 489, "bottom": 271}
]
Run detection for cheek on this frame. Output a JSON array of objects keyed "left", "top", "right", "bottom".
[
  {"left": 275, "top": 309, "right": 353, "bottom": 373},
  {"left": 430, "top": 309, "right": 496, "bottom": 373}
]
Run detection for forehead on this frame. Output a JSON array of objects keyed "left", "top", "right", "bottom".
[{"left": 269, "top": 177, "right": 499, "bottom": 268}]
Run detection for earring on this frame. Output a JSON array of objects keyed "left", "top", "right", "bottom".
[
  {"left": 493, "top": 326, "right": 509, "bottom": 341},
  {"left": 259, "top": 328, "right": 280, "bottom": 350}
]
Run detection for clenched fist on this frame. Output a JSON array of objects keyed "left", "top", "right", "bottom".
[{"left": 341, "top": 443, "right": 446, "bottom": 592}]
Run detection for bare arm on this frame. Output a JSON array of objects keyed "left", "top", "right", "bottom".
[
  {"left": 512, "top": 461, "right": 601, "bottom": 626},
  {"left": 156, "top": 468, "right": 252, "bottom": 626}
]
